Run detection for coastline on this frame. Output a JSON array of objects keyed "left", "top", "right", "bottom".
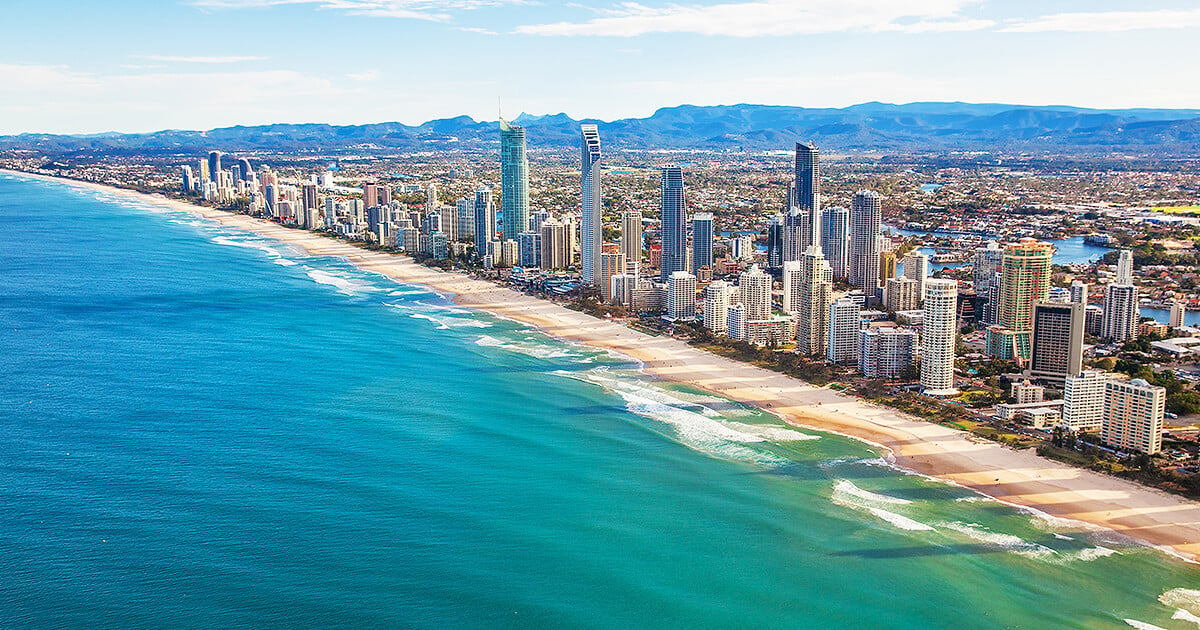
[{"left": 12, "top": 170, "right": 1200, "bottom": 563}]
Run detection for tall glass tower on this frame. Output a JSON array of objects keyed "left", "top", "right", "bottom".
[
  {"left": 659, "top": 167, "right": 686, "bottom": 281},
  {"left": 499, "top": 118, "right": 529, "bottom": 241},
  {"left": 794, "top": 142, "right": 820, "bottom": 241},
  {"left": 580, "top": 124, "right": 602, "bottom": 287}
]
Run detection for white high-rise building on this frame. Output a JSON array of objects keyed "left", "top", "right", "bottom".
[
  {"left": 738, "top": 264, "right": 772, "bottom": 322},
  {"left": 727, "top": 303, "right": 748, "bottom": 342},
  {"left": 1063, "top": 370, "right": 1109, "bottom": 432},
  {"left": 473, "top": 186, "right": 496, "bottom": 257},
  {"left": 781, "top": 260, "right": 803, "bottom": 314},
  {"left": 921, "top": 279, "right": 959, "bottom": 396},
  {"left": 859, "top": 326, "right": 918, "bottom": 379},
  {"left": 820, "top": 206, "right": 850, "bottom": 279},
  {"left": 849, "top": 190, "right": 882, "bottom": 296},
  {"left": 580, "top": 124, "right": 603, "bottom": 288},
  {"left": 1171, "top": 301, "right": 1187, "bottom": 329},
  {"left": 456, "top": 198, "right": 474, "bottom": 241},
  {"left": 901, "top": 252, "right": 929, "bottom": 297},
  {"left": 730, "top": 235, "right": 755, "bottom": 261},
  {"left": 1070, "top": 280, "right": 1088, "bottom": 305},
  {"left": 827, "top": 297, "right": 861, "bottom": 365},
  {"left": 1116, "top": 249, "right": 1134, "bottom": 285},
  {"left": 1102, "top": 283, "right": 1139, "bottom": 341},
  {"left": 667, "top": 271, "right": 697, "bottom": 320},
  {"left": 704, "top": 281, "right": 736, "bottom": 335},
  {"left": 795, "top": 246, "right": 832, "bottom": 357},
  {"left": 1102, "top": 378, "right": 1165, "bottom": 454}
]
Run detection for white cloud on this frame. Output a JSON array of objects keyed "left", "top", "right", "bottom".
[
  {"left": 514, "top": 0, "right": 989, "bottom": 37},
  {"left": 1003, "top": 8, "right": 1200, "bottom": 33},
  {"left": 346, "top": 69, "right": 381, "bottom": 81},
  {"left": 454, "top": 26, "right": 498, "bottom": 34},
  {"left": 192, "top": 0, "right": 529, "bottom": 22},
  {"left": 145, "top": 55, "right": 268, "bottom": 63}
]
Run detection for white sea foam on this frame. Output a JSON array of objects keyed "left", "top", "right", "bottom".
[
  {"left": 832, "top": 480, "right": 912, "bottom": 506},
  {"left": 1172, "top": 608, "right": 1200, "bottom": 627},
  {"left": 211, "top": 235, "right": 282, "bottom": 258},
  {"left": 273, "top": 259, "right": 299, "bottom": 267},
  {"left": 557, "top": 369, "right": 793, "bottom": 466},
  {"left": 726, "top": 422, "right": 819, "bottom": 442},
  {"left": 1064, "top": 546, "right": 1118, "bottom": 562},
  {"left": 409, "top": 312, "right": 491, "bottom": 330},
  {"left": 1125, "top": 620, "right": 1168, "bottom": 630},
  {"left": 955, "top": 496, "right": 988, "bottom": 503},
  {"left": 1053, "top": 533, "right": 1075, "bottom": 541},
  {"left": 939, "top": 521, "right": 1055, "bottom": 559},
  {"left": 867, "top": 507, "right": 935, "bottom": 531},
  {"left": 304, "top": 268, "right": 380, "bottom": 296},
  {"left": 1161, "top": 589, "right": 1200, "bottom": 616}
]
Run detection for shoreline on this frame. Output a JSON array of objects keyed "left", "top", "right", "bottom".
[{"left": 11, "top": 169, "right": 1200, "bottom": 563}]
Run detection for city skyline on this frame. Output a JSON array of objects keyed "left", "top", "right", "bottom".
[{"left": 3, "top": 1, "right": 1200, "bottom": 134}]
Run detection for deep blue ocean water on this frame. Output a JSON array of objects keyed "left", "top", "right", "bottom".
[{"left": 3, "top": 173, "right": 1200, "bottom": 629}]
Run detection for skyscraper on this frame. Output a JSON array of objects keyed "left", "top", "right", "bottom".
[
  {"left": 456, "top": 198, "right": 475, "bottom": 241},
  {"left": 667, "top": 271, "right": 697, "bottom": 320},
  {"left": 500, "top": 118, "right": 530, "bottom": 241},
  {"left": 1103, "top": 283, "right": 1139, "bottom": 341},
  {"left": 827, "top": 297, "right": 861, "bottom": 365},
  {"left": 794, "top": 142, "right": 820, "bottom": 240},
  {"left": 600, "top": 246, "right": 624, "bottom": 302},
  {"left": 1028, "top": 301, "right": 1085, "bottom": 384},
  {"left": 1063, "top": 370, "right": 1109, "bottom": 432},
  {"left": 473, "top": 186, "right": 496, "bottom": 258},
  {"left": 659, "top": 167, "right": 687, "bottom": 281},
  {"left": 580, "top": 124, "right": 603, "bottom": 288},
  {"left": 692, "top": 212, "right": 714, "bottom": 274},
  {"left": 1116, "top": 249, "right": 1134, "bottom": 285},
  {"left": 990, "top": 239, "right": 1053, "bottom": 361},
  {"left": 237, "top": 158, "right": 252, "bottom": 182},
  {"left": 795, "top": 246, "right": 832, "bottom": 356},
  {"left": 859, "top": 326, "right": 918, "bottom": 380},
  {"left": 704, "top": 281, "right": 736, "bottom": 335},
  {"left": 849, "top": 191, "right": 882, "bottom": 295},
  {"left": 180, "top": 165, "right": 194, "bottom": 193},
  {"left": 207, "top": 151, "right": 222, "bottom": 182},
  {"left": 1171, "top": 301, "right": 1188, "bottom": 329},
  {"left": 921, "top": 279, "right": 959, "bottom": 396},
  {"left": 621, "top": 210, "right": 642, "bottom": 265},
  {"left": 820, "top": 206, "right": 849, "bottom": 279},
  {"left": 1070, "top": 280, "right": 1089, "bottom": 305},
  {"left": 766, "top": 214, "right": 784, "bottom": 270},
  {"left": 738, "top": 264, "right": 772, "bottom": 322},
  {"left": 1102, "top": 379, "right": 1165, "bottom": 455},
  {"left": 885, "top": 277, "right": 921, "bottom": 313},
  {"left": 901, "top": 252, "right": 929, "bottom": 297}
]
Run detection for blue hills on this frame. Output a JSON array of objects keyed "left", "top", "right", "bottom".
[{"left": 7, "top": 102, "right": 1200, "bottom": 155}]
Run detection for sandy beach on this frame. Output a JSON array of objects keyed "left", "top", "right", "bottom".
[{"left": 14, "top": 170, "right": 1200, "bottom": 562}]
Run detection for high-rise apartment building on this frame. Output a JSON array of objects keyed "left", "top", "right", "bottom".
[
  {"left": 738, "top": 264, "right": 772, "bottom": 322},
  {"left": 580, "top": 124, "right": 602, "bottom": 287},
  {"left": 500, "top": 118, "right": 530, "bottom": 241},
  {"left": 473, "top": 186, "right": 496, "bottom": 257},
  {"left": 1028, "top": 301, "right": 1085, "bottom": 384},
  {"left": 621, "top": 210, "right": 642, "bottom": 266},
  {"left": 885, "top": 277, "right": 921, "bottom": 313},
  {"left": 819, "top": 206, "right": 850, "bottom": 279},
  {"left": 667, "top": 271, "right": 697, "bottom": 320},
  {"left": 1102, "top": 378, "right": 1165, "bottom": 454},
  {"left": 795, "top": 246, "right": 833, "bottom": 357},
  {"left": 704, "top": 281, "right": 736, "bottom": 335},
  {"left": 692, "top": 212, "right": 714, "bottom": 274},
  {"left": 921, "top": 279, "right": 959, "bottom": 396},
  {"left": 1103, "top": 283, "right": 1139, "bottom": 341},
  {"left": 989, "top": 239, "right": 1053, "bottom": 361},
  {"left": 901, "top": 252, "right": 929, "bottom": 297},
  {"left": 859, "top": 326, "right": 918, "bottom": 379},
  {"left": 793, "top": 142, "right": 820, "bottom": 240},
  {"left": 659, "top": 167, "right": 687, "bottom": 281},
  {"left": 827, "top": 297, "right": 861, "bottom": 365},
  {"left": 1063, "top": 370, "right": 1109, "bottom": 432},
  {"left": 849, "top": 191, "right": 882, "bottom": 295}
]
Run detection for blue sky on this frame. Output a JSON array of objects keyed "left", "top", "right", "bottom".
[{"left": 1, "top": 1, "right": 1198, "bottom": 134}]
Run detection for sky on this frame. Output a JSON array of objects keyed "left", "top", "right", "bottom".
[{"left": 1, "top": 1, "right": 1198, "bottom": 134}]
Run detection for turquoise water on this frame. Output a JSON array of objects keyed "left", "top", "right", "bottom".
[{"left": 2, "top": 174, "right": 1200, "bottom": 629}]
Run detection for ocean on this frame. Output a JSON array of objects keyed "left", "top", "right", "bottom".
[{"left": 2, "top": 173, "right": 1199, "bottom": 629}]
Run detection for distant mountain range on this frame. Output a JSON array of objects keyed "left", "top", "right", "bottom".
[{"left": 7, "top": 102, "right": 1200, "bottom": 156}]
